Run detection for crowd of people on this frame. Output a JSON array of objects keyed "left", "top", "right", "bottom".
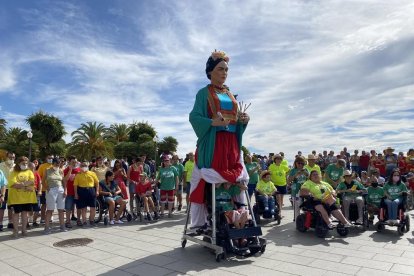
[
  {"left": 0, "top": 146, "right": 413, "bottom": 238},
  {"left": 0, "top": 151, "right": 197, "bottom": 237}
]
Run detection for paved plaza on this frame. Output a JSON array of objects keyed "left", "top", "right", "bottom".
[{"left": 1, "top": 199, "right": 414, "bottom": 276}]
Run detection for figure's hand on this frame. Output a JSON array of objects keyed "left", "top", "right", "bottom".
[
  {"left": 239, "top": 113, "right": 250, "bottom": 124},
  {"left": 211, "top": 117, "right": 230, "bottom": 127}
]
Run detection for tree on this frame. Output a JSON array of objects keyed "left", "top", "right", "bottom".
[
  {"left": 0, "top": 127, "right": 36, "bottom": 158},
  {"left": 0, "top": 118, "right": 6, "bottom": 140},
  {"left": 26, "top": 111, "right": 66, "bottom": 158},
  {"left": 157, "top": 136, "right": 178, "bottom": 155},
  {"left": 107, "top": 123, "right": 130, "bottom": 144},
  {"left": 128, "top": 121, "right": 156, "bottom": 143},
  {"left": 70, "top": 122, "right": 113, "bottom": 160}
]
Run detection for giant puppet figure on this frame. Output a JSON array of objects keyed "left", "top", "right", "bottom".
[{"left": 189, "top": 50, "right": 250, "bottom": 227}]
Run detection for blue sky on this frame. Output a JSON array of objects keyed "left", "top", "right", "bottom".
[{"left": 1, "top": 0, "right": 414, "bottom": 161}]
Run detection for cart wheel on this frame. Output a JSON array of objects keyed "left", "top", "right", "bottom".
[
  {"left": 181, "top": 239, "right": 187, "bottom": 248},
  {"left": 337, "top": 226, "right": 349, "bottom": 237},
  {"left": 260, "top": 244, "right": 266, "bottom": 253},
  {"left": 215, "top": 253, "right": 223, "bottom": 262},
  {"left": 104, "top": 216, "right": 108, "bottom": 226}
]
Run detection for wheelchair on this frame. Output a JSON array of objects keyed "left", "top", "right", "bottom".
[
  {"left": 252, "top": 191, "right": 281, "bottom": 225},
  {"left": 296, "top": 196, "right": 349, "bottom": 238},
  {"left": 338, "top": 193, "right": 369, "bottom": 231},
  {"left": 376, "top": 193, "right": 410, "bottom": 236},
  {"left": 94, "top": 196, "right": 133, "bottom": 225},
  {"left": 133, "top": 191, "right": 159, "bottom": 222}
]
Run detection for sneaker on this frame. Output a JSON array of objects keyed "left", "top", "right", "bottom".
[
  {"left": 168, "top": 213, "right": 173, "bottom": 218},
  {"left": 26, "top": 223, "right": 31, "bottom": 229},
  {"left": 11, "top": 231, "right": 19, "bottom": 238},
  {"left": 7, "top": 223, "right": 13, "bottom": 229},
  {"left": 39, "top": 220, "right": 45, "bottom": 224},
  {"left": 146, "top": 213, "right": 152, "bottom": 221},
  {"left": 327, "top": 223, "right": 335, "bottom": 230},
  {"left": 76, "top": 220, "right": 83, "bottom": 227},
  {"left": 71, "top": 216, "right": 77, "bottom": 221},
  {"left": 344, "top": 222, "right": 352, "bottom": 228},
  {"left": 153, "top": 212, "right": 159, "bottom": 220},
  {"left": 60, "top": 225, "right": 68, "bottom": 232},
  {"left": 32, "top": 222, "right": 40, "bottom": 228},
  {"left": 355, "top": 218, "right": 363, "bottom": 224},
  {"left": 65, "top": 222, "right": 72, "bottom": 229},
  {"left": 43, "top": 228, "right": 51, "bottom": 235},
  {"left": 115, "top": 220, "right": 124, "bottom": 224},
  {"left": 178, "top": 204, "right": 182, "bottom": 211},
  {"left": 110, "top": 220, "right": 115, "bottom": 225},
  {"left": 89, "top": 221, "right": 95, "bottom": 227},
  {"left": 21, "top": 231, "right": 28, "bottom": 237},
  {"left": 83, "top": 221, "right": 87, "bottom": 226}
]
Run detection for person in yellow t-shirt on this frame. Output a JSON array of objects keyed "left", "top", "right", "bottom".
[
  {"left": 7, "top": 156, "right": 37, "bottom": 237},
  {"left": 38, "top": 154, "right": 54, "bottom": 223},
  {"left": 183, "top": 152, "right": 195, "bottom": 211},
  {"left": 304, "top": 154, "right": 322, "bottom": 176},
  {"left": 256, "top": 171, "right": 277, "bottom": 217},
  {"left": 74, "top": 161, "right": 99, "bottom": 226},
  {"left": 268, "top": 154, "right": 289, "bottom": 217}
]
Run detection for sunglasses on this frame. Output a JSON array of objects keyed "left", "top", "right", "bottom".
[{"left": 297, "top": 162, "right": 305, "bottom": 165}]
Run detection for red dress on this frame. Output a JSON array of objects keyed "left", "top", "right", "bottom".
[{"left": 114, "top": 169, "right": 128, "bottom": 199}]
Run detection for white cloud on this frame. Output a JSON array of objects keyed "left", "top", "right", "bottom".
[{"left": 1, "top": 0, "right": 414, "bottom": 162}]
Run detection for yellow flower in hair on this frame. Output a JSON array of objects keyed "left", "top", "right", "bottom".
[{"left": 211, "top": 50, "right": 229, "bottom": 62}]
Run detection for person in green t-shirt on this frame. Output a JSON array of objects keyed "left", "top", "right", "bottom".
[
  {"left": 337, "top": 170, "right": 367, "bottom": 224},
  {"left": 383, "top": 169, "right": 408, "bottom": 224},
  {"left": 366, "top": 182, "right": 384, "bottom": 222},
  {"left": 183, "top": 152, "right": 195, "bottom": 211},
  {"left": 156, "top": 157, "right": 178, "bottom": 218},
  {"left": 172, "top": 155, "right": 185, "bottom": 211},
  {"left": 287, "top": 156, "right": 309, "bottom": 221},
  {"left": 245, "top": 154, "right": 260, "bottom": 199},
  {"left": 256, "top": 171, "right": 277, "bottom": 217},
  {"left": 216, "top": 182, "right": 248, "bottom": 228},
  {"left": 324, "top": 159, "right": 346, "bottom": 188},
  {"left": 300, "top": 170, "right": 351, "bottom": 229}
]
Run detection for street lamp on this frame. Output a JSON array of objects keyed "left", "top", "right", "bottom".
[
  {"left": 27, "top": 130, "right": 33, "bottom": 161},
  {"left": 153, "top": 136, "right": 159, "bottom": 175}
]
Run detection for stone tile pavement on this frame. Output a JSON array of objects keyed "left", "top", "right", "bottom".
[{"left": 0, "top": 198, "right": 414, "bottom": 276}]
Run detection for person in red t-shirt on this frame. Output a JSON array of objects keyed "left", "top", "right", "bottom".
[
  {"left": 63, "top": 156, "right": 81, "bottom": 228},
  {"left": 136, "top": 173, "right": 157, "bottom": 221},
  {"left": 127, "top": 157, "right": 143, "bottom": 215},
  {"left": 406, "top": 158, "right": 414, "bottom": 174},
  {"left": 359, "top": 150, "right": 370, "bottom": 173},
  {"left": 374, "top": 154, "right": 386, "bottom": 177},
  {"left": 407, "top": 173, "right": 414, "bottom": 210},
  {"left": 398, "top": 152, "right": 407, "bottom": 175}
]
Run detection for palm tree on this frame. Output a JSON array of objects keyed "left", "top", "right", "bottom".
[
  {"left": 0, "top": 127, "right": 30, "bottom": 157},
  {"left": 107, "top": 123, "right": 130, "bottom": 143},
  {"left": 70, "top": 122, "right": 113, "bottom": 160},
  {"left": 0, "top": 118, "right": 6, "bottom": 139}
]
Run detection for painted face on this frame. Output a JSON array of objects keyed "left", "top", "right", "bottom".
[{"left": 210, "top": 60, "right": 228, "bottom": 85}]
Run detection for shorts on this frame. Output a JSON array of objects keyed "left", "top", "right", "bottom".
[
  {"left": 276, "top": 185, "right": 287, "bottom": 195},
  {"left": 10, "top": 204, "right": 33, "bottom": 213},
  {"left": 177, "top": 184, "right": 183, "bottom": 195},
  {"left": 76, "top": 187, "right": 97, "bottom": 209},
  {"left": 40, "top": 191, "right": 47, "bottom": 205},
  {"left": 46, "top": 186, "right": 66, "bottom": 210},
  {"left": 185, "top": 182, "right": 191, "bottom": 194},
  {"left": 160, "top": 190, "right": 174, "bottom": 203},
  {"left": 104, "top": 195, "right": 122, "bottom": 203},
  {"left": 0, "top": 190, "right": 9, "bottom": 210},
  {"left": 224, "top": 209, "right": 248, "bottom": 224},
  {"left": 32, "top": 195, "right": 41, "bottom": 212},
  {"left": 128, "top": 182, "right": 136, "bottom": 194},
  {"left": 65, "top": 195, "right": 76, "bottom": 210},
  {"left": 324, "top": 202, "right": 339, "bottom": 213}
]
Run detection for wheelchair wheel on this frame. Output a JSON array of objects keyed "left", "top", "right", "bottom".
[
  {"left": 315, "top": 217, "right": 328, "bottom": 238},
  {"left": 398, "top": 225, "right": 405, "bottom": 236},
  {"left": 104, "top": 216, "right": 108, "bottom": 226},
  {"left": 94, "top": 199, "right": 103, "bottom": 223},
  {"left": 296, "top": 214, "right": 307, "bottom": 232},
  {"left": 337, "top": 226, "right": 349, "bottom": 237},
  {"left": 376, "top": 222, "right": 384, "bottom": 232},
  {"left": 253, "top": 205, "right": 261, "bottom": 225},
  {"left": 362, "top": 213, "right": 369, "bottom": 231},
  {"left": 126, "top": 212, "right": 133, "bottom": 222},
  {"left": 404, "top": 214, "right": 410, "bottom": 233}
]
